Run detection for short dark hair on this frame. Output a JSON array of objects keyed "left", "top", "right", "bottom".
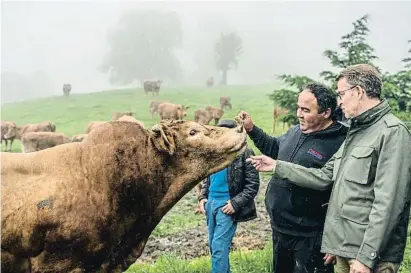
[
  {"left": 336, "top": 64, "right": 382, "bottom": 99},
  {"left": 302, "top": 82, "right": 337, "bottom": 119}
]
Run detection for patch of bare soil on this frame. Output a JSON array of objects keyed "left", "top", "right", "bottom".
[{"left": 136, "top": 177, "right": 272, "bottom": 264}]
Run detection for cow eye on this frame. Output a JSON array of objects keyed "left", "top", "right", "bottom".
[{"left": 189, "top": 129, "right": 196, "bottom": 136}]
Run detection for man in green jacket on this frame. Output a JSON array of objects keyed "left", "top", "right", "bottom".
[{"left": 245, "top": 64, "right": 411, "bottom": 273}]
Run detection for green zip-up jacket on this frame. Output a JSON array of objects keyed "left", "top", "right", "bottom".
[{"left": 274, "top": 100, "right": 411, "bottom": 269}]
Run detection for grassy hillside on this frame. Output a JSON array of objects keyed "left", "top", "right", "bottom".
[
  {"left": 1, "top": 84, "right": 285, "bottom": 153},
  {"left": 1, "top": 85, "right": 410, "bottom": 273}
]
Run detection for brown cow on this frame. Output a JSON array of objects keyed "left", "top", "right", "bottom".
[
  {"left": 149, "top": 100, "right": 164, "bottom": 119},
  {"left": 143, "top": 79, "right": 162, "bottom": 95},
  {"left": 206, "top": 77, "right": 214, "bottom": 88},
  {"left": 117, "top": 115, "right": 145, "bottom": 128},
  {"left": 220, "top": 96, "right": 232, "bottom": 110},
  {"left": 1, "top": 121, "right": 16, "bottom": 152},
  {"left": 194, "top": 109, "right": 213, "bottom": 125},
  {"left": 112, "top": 111, "right": 134, "bottom": 121},
  {"left": 158, "top": 102, "right": 189, "bottom": 120},
  {"left": 4, "top": 121, "right": 56, "bottom": 141},
  {"left": 205, "top": 106, "right": 224, "bottom": 125},
  {"left": 86, "top": 121, "right": 107, "bottom": 133},
  {"left": 20, "top": 132, "right": 71, "bottom": 153},
  {"left": 1, "top": 119, "right": 247, "bottom": 272},
  {"left": 272, "top": 106, "right": 289, "bottom": 133},
  {"left": 72, "top": 134, "right": 88, "bottom": 142}
]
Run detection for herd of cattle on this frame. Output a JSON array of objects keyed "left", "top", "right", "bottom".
[
  {"left": 0, "top": 96, "right": 233, "bottom": 155},
  {"left": 61, "top": 77, "right": 216, "bottom": 98}
]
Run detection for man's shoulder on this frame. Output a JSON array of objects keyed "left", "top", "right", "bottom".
[{"left": 382, "top": 113, "right": 409, "bottom": 130}]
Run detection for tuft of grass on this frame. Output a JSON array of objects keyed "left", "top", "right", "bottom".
[
  {"left": 151, "top": 213, "right": 203, "bottom": 237},
  {"left": 127, "top": 242, "right": 273, "bottom": 273}
]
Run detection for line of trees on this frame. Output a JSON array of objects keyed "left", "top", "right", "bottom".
[{"left": 270, "top": 14, "right": 411, "bottom": 124}]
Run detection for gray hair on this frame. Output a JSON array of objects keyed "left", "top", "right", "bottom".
[{"left": 336, "top": 64, "right": 382, "bottom": 99}]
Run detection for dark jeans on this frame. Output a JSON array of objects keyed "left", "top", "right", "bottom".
[{"left": 272, "top": 229, "right": 334, "bottom": 273}]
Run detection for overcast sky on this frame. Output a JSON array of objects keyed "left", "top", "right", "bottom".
[{"left": 1, "top": 0, "right": 411, "bottom": 97}]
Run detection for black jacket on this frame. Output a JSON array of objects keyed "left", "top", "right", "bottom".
[
  {"left": 198, "top": 146, "right": 260, "bottom": 222},
  {"left": 248, "top": 122, "right": 347, "bottom": 236}
]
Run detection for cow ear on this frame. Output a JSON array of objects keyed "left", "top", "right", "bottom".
[{"left": 150, "top": 124, "right": 176, "bottom": 155}]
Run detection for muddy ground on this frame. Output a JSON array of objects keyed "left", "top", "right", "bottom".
[{"left": 136, "top": 177, "right": 272, "bottom": 264}]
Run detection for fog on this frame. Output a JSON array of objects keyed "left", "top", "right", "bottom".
[{"left": 1, "top": 1, "right": 410, "bottom": 104}]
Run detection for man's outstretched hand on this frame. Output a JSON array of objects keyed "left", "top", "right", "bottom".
[
  {"left": 237, "top": 111, "right": 254, "bottom": 132},
  {"left": 246, "top": 155, "right": 277, "bottom": 172}
]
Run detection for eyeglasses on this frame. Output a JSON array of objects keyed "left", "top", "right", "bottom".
[{"left": 336, "top": 86, "right": 357, "bottom": 100}]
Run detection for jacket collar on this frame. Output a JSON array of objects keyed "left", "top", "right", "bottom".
[{"left": 349, "top": 100, "right": 391, "bottom": 129}]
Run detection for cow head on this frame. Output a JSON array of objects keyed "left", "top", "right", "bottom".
[
  {"left": 149, "top": 119, "right": 247, "bottom": 178},
  {"left": 4, "top": 124, "right": 22, "bottom": 140},
  {"left": 177, "top": 105, "right": 190, "bottom": 119}
]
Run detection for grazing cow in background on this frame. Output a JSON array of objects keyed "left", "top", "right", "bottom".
[
  {"left": 158, "top": 102, "right": 189, "bottom": 120},
  {"left": 194, "top": 109, "right": 213, "bottom": 125},
  {"left": 63, "top": 84, "right": 72, "bottom": 97},
  {"left": 272, "top": 106, "right": 289, "bottom": 134},
  {"left": 1, "top": 121, "right": 17, "bottom": 152},
  {"left": 205, "top": 106, "right": 224, "bottom": 125},
  {"left": 149, "top": 100, "right": 165, "bottom": 119},
  {"left": 20, "top": 131, "right": 71, "bottom": 153},
  {"left": 206, "top": 77, "right": 214, "bottom": 88},
  {"left": 1, "top": 119, "right": 248, "bottom": 273},
  {"left": 220, "top": 96, "right": 232, "bottom": 110},
  {"left": 143, "top": 80, "right": 162, "bottom": 95},
  {"left": 4, "top": 121, "right": 56, "bottom": 141},
  {"left": 112, "top": 111, "right": 134, "bottom": 121}
]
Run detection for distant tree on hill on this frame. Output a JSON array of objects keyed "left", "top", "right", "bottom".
[
  {"left": 99, "top": 9, "right": 183, "bottom": 85},
  {"left": 214, "top": 32, "right": 243, "bottom": 85}
]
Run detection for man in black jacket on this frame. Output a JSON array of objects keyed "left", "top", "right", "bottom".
[
  {"left": 198, "top": 119, "right": 260, "bottom": 273},
  {"left": 239, "top": 83, "right": 347, "bottom": 273}
]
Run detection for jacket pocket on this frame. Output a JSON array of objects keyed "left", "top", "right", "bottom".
[
  {"left": 341, "top": 203, "right": 371, "bottom": 250},
  {"left": 341, "top": 202, "right": 371, "bottom": 225},
  {"left": 344, "top": 146, "right": 374, "bottom": 184}
]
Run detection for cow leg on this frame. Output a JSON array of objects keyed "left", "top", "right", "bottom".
[
  {"left": 3, "top": 139, "right": 8, "bottom": 151},
  {"left": 8, "top": 139, "right": 13, "bottom": 152},
  {"left": 1, "top": 250, "right": 31, "bottom": 273}
]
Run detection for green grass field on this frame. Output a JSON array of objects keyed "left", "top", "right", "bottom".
[
  {"left": 1, "top": 85, "right": 410, "bottom": 273},
  {"left": 1, "top": 84, "right": 286, "bottom": 153}
]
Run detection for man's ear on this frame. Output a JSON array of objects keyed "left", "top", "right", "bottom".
[
  {"left": 150, "top": 124, "right": 176, "bottom": 155},
  {"left": 323, "top": 108, "right": 332, "bottom": 119}
]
